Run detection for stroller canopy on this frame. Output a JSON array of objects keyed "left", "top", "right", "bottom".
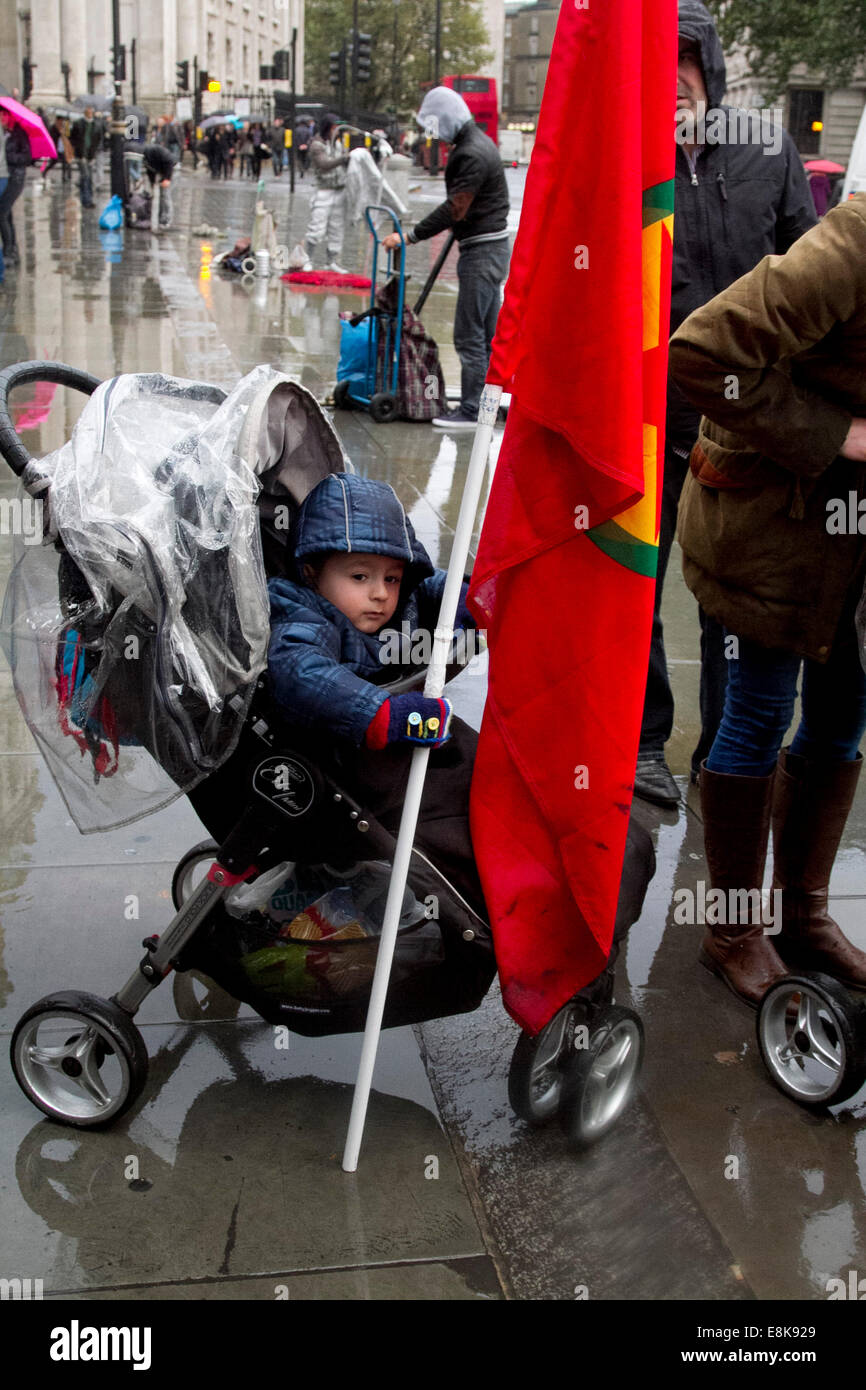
[{"left": 2, "top": 365, "right": 347, "bottom": 832}]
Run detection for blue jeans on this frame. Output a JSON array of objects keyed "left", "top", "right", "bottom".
[
  {"left": 454, "top": 238, "right": 510, "bottom": 415},
  {"left": 640, "top": 438, "right": 728, "bottom": 771},
  {"left": 78, "top": 158, "right": 94, "bottom": 207},
  {"left": 706, "top": 620, "right": 866, "bottom": 775}
]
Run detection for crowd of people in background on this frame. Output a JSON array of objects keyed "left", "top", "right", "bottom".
[{"left": 200, "top": 120, "right": 287, "bottom": 180}]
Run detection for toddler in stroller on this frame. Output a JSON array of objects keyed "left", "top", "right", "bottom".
[{"left": 0, "top": 361, "right": 654, "bottom": 1151}]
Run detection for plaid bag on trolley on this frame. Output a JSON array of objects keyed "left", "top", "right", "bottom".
[{"left": 375, "top": 276, "right": 446, "bottom": 421}]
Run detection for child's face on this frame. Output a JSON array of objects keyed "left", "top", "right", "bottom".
[{"left": 307, "top": 552, "right": 404, "bottom": 633}]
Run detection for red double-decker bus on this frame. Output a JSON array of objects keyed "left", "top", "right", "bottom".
[{"left": 441, "top": 74, "right": 498, "bottom": 145}]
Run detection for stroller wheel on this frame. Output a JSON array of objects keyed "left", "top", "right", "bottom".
[
  {"left": 369, "top": 391, "right": 398, "bottom": 424},
  {"left": 757, "top": 973, "right": 866, "bottom": 1107},
  {"left": 171, "top": 838, "right": 219, "bottom": 910},
  {"left": 10, "top": 992, "right": 148, "bottom": 1128},
  {"left": 508, "top": 1000, "right": 584, "bottom": 1126},
  {"left": 333, "top": 379, "right": 353, "bottom": 410},
  {"left": 558, "top": 1005, "right": 644, "bottom": 1150}
]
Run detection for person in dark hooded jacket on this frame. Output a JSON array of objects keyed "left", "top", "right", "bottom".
[
  {"left": 382, "top": 86, "right": 510, "bottom": 431},
  {"left": 267, "top": 472, "right": 483, "bottom": 906},
  {"left": 634, "top": 0, "right": 816, "bottom": 809}
]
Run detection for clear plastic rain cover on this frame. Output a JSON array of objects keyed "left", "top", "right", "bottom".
[{"left": 0, "top": 364, "right": 339, "bottom": 833}]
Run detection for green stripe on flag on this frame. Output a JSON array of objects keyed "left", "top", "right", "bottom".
[
  {"left": 587, "top": 520, "right": 659, "bottom": 577},
  {"left": 642, "top": 178, "right": 675, "bottom": 227}
]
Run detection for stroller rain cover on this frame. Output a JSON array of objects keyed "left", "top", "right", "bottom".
[{"left": 1, "top": 364, "right": 346, "bottom": 832}]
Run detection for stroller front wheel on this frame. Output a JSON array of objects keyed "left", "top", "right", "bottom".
[
  {"left": 508, "top": 1000, "right": 583, "bottom": 1126},
  {"left": 558, "top": 1006, "right": 644, "bottom": 1150},
  {"left": 10, "top": 991, "right": 148, "bottom": 1128}
]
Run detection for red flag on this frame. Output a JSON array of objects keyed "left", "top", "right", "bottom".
[{"left": 468, "top": 0, "right": 677, "bottom": 1035}]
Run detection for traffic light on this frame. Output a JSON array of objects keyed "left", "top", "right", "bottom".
[
  {"left": 112, "top": 44, "right": 126, "bottom": 82},
  {"left": 199, "top": 69, "right": 209, "bottom": 92},
  {"left": 273, "top": 50, "right": 291, "bottom": 82},
  {"left": 176, "top": 59, "right": 189, "bottom": 91},
  {"left": 353, "top": 31, "right": 372, "bottom": 84},
  {"left": 329, "top": 49, "right": 345, "bottom": 87},
  {"left": 207, "top": 80, "right": 221, "bottom": 93},
  {"left": 21, "top": 56, "right": 33, "bottom": 102}
]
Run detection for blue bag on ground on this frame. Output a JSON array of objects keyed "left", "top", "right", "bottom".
[
  {"left": 99, "top": 195, "right": 124, "bottom": 230},
  {"left": 337, "top": 318, "right": 372, "bottom": 390}
]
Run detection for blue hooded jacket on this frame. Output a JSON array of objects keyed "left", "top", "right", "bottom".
[{"left": 267, "top": 474, "right": 457, "bottom": 745}]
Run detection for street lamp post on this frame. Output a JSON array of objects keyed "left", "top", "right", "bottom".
[
  {"left": 110, "top": 0, "right": 126, "bottom": 201},
  {"left": 289, "top": 26, "right": 297, "bottom": 194},
  {"left": 430, "top": 0, "right": 442, "bottom": 174},
  {"left": 351, "top": 0, "right": 359, "bottom": 125}
]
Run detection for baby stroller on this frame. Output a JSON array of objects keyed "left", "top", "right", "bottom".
[{"left": 0, "top": 360, "right": 653, "bottom": 1151}]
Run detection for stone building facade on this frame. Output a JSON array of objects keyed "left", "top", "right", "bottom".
[
  {"left": 0, "top": 0, "right": 301, "bottom": 118},
  {"left": 725, "top": 47, "right": 866, "bottom": 168},
  {"left": 499, "top": 3, "right": 865, "bottom": 166},
  {"left": 478, "top": 0, "right": 505, "bottom": 100},
  {"left": 501, "top": 0, "right": 558, "bottom": 127}
]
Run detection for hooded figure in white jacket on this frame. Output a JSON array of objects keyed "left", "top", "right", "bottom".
[{"left": 303, "top": 114, "right": 351, "bottom": 272}]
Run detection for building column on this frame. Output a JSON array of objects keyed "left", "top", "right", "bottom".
[
  {"left": 30, "top": 0, "right": 64, "bottom": 103},
  {"left": 292, "top": 0, "right": 303, "bottom": 95},
  {"left": 0, "top": 7, "right": 20, "bottom": 98},
  {"left": 60, "top": 0, "right": 89, "bottom": 101},
  {"left": 176, "top": 0, "right": 199, "bottom": 75},
  {"left": 88, "top": 0, "right": 115, "bottom": 98}
]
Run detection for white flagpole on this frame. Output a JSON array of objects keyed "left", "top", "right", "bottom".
[{"left": 342, "top": 382, "right": 503, "bottom": 1172}]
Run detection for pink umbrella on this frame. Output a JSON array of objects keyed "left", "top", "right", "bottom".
[
  {"left": 0, "top": 95, "right": 57, "bottom": 159},
  {"left": 804, "top": 158, "right": 846, "bottom": 175}
]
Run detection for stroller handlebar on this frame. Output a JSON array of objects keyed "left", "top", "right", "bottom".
[{"left": 0, "top": 360, "right": 102, "bottom": 478}]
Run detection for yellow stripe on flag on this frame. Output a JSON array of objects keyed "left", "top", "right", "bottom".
[
  {"left": 614, "top": 422, "right": 659, "bottom": 547},
  {"left": 641, "top": 215, "right": 673, "bottom": 352}
]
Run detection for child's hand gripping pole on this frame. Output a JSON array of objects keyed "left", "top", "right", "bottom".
[
  {"left": 365, "top": 693, "right": 453, "bottom": 749},
  {"left": 342, "top": 383, "right": 503, "bottom": 1173}
]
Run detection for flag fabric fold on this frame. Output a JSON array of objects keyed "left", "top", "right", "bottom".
[{"left": 468, "top": 0, "right": 677, "bottom": 1035}]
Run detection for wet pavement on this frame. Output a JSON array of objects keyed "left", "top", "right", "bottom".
[{"left": 1, "top": 165, "right": 865, "bottom": 1303}]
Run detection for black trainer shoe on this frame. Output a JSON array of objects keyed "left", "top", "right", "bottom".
[
  {"left": 634, "top": 757, "right": 681, "bottom": 807},
  {"left": 432, "top": 407, "right": 477, "bottom": 431}
]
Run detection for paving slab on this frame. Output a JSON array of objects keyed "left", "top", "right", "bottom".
[{"left": 2, "top": 1020, "right": 491, "bottom": 1295}]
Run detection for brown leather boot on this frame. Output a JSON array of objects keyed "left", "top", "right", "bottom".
[
  {"left": 772, "top": 750, "right": 866, "bottom": 988},
  {"left": 698, "top": 762, "right": 789, "bottom": 1007}
]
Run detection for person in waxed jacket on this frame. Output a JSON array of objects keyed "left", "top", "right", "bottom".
[
  {"left": 381, "top": 86, "right": 510, "bottom": 431},
  {"left": 671, "top": 195, "right": 866, "bottom": 1007},
  {"left": 634, "top": 0, "right": 817, "bottom": 810},
  {"left": 267, "top": 472, "right": 483, "bottom": 906}
]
